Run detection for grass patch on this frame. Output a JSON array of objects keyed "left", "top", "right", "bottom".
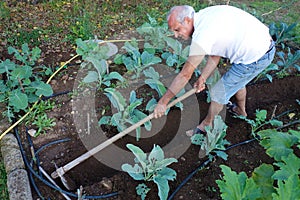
[{"left": 0, "top": 157, "right": 8, "bottom": 199}]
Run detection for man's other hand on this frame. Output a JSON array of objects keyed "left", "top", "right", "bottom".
[
  {"left": 153, "top": 103, "right": 167, "bottom": 118},
  {"left": 193, "top": 75, "right": 206, "bottom": 93}
]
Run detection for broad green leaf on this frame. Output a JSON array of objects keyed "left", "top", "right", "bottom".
[
  {"left": 11, "top": 66, "right": 32, "bottom": 79},
  {"left": 9, "top": 90, "right": 28, "bottom": 110},
  {"left": 156, "top": 158, "right": 178, "bottom": 170},
  {"left": 148, "top": 145, "right": 164, "bottom": 164},
  {"left": 121, "top": 163, "right": 145, "bottom": 180},
  {"left": 252, "top": 164, "right": 275, "bottom": 199},
  {"left": 166, "top": 54, "right": 178, "bottom": 67},
  {"left": 258, "top": 129, "right": 298, "bottom": 161},
  {"left": 83, "top": 71, "right": 98, "bottom": 83},
  {"left": 143, "top": 67, "right": 160, "bottom": 80},
  {"left": 158, "top": 167, "right": 177, "bottom": 181},
  {"left": 164, "top": 37, "right": 182, "bottom": 55},
  {"left": 104, "top": 71, "right": 124, "bottom": 82},
  {"left": 0, "top": 59, "right": 16, "bottom": 74},
  {"left": 214, "top": 150, "right": 228, "bottom": 160},
  {"left": 273, "top": 154, "right": 300, "bottom": 180},
  {"left": 126, "top": 144, "right": 147, "bottom": 169},
  {"left": 104, "top": 88, "right": 126, "bottom": 112},
  {"left": 216, "top": 165, "right": 247, "bottom": 200},
  {"left": 86, "top": 57, "right": 107, "bottom": 75},
  {"left": 132, "top": 109, "right": 151, "bottom": 131},
  {"left": 269, "top": 119, "right": 283, "bottom": 127},
  {"left": 146, "top": 98, "right": 157, "bottom": 112},
  {"left": 31, "top": 81, "right": 53, "bottom": 96},
  {"left": 141, "top": 51, "right": 161, "bottom": 66},
  {"left": 272, "top": 175, "right": 300, "bottom": 200},
  {"left": 145, "top": 79, "right": 166, "bottom": 97},
  {"left": 255, "top": 110, "right": 267, "bottom": 123},
  {"left": 153, "top": 176, "right": 169, "bottom": 200}
]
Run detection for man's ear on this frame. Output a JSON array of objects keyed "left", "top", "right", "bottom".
[{"left": 184, "top": 17, "right": 193, "bottom": 25}]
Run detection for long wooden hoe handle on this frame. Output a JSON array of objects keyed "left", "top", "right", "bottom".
[{"left": 51, "top": 88, "right": 197, "bottom": 179}]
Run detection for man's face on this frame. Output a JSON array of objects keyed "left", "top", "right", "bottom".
[{"left": 168, "top": 13, "right": 194, "bottom": 40}]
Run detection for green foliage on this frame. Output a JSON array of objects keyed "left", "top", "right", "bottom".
[
  {"left": 276, "top": 48, "right": 300, "bottom": 78},
  {"left": 67, "top": 10, "right": 95, "bottom": 42},
  {"left": 76, "top": 38, "right": 123, "bottom": 87},
  {"left": 0, "top": 44, "right": 53, "bottom": 121},
  {"left": 0, "top": 159, "right": 9, "bottom": 199},
  {"left": 258, "top": 129, "right": 299, "bottom": 162},
  {"left": 0, "top": 2, "right": 10, "bottom": 20},
  {"left": 237, "top": 110, "right": 283, "bottom": 137},
  {"left": 122, "top": 144, "right": 177, "bottom": 200},
  {"left": 99, "top": 89, "right": 151, "bottom": 141},
  {"left": 217, "top": 129, "right": 300, "bottom": 200},
  {"left": 25, "top": 100, "right": 56, "bottom": 137},
  {"left": 136, "top": 183, "right": 150, "bottom": 200},
  {"left": 136, "top": 14, "right": 170, "bottom": 51},
  {"left": 161, "top": 37, "right": 190, "bottom": 73},
  {"left": 191, "top": 115, "right": 230, "bottom": 160},
  {"left": 114, "top": 40, "right": 162, "bottom": 78},
  {"left": 216, "top": 165, "right": 263, "bottom": 200},
  {"left": 254, "top": 63, "right": 279, "bottom": 83},
  {"left": 269, "top": 22, "right": 298, "bottom": 46}
]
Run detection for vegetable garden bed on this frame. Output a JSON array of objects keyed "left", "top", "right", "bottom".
[{"left": 1, "top": 2, "right": 299, "bottom": 199}]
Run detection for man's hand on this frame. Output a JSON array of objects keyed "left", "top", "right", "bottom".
[
  {"left": 153, "top": 103, "right": 167, "bottom": 118},
  {"left": 193, "top": 75, "right": 206, "bottom": 93}
]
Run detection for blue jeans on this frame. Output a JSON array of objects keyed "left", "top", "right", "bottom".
[{"left": 210, "top": 42, "right": 276, "bottom": 104}]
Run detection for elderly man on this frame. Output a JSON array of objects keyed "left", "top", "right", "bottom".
[{"left": 153, "top": 5, "right": 275, "bottom": 136}]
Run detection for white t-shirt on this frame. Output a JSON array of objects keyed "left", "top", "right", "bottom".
[{"left": 189, "top": 5, "right": 271, "bottom": 64}]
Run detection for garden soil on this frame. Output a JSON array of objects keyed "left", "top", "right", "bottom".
[{"left": 20, "top": 61, "right": 299, "bottom": 199}]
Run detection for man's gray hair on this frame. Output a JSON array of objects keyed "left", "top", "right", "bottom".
[{"left": 167, "top": 5, "right": 195, "bottom": 23}]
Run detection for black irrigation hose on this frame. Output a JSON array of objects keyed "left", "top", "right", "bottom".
[
  {"left": 13, "top": 124, "right": 119, "bottom": 199},
  {"left": 42, "top": 90, "right": 72, "bottom": 100},
  {"left": 167, "top": 138, "right": 257, "bottom": 200}
]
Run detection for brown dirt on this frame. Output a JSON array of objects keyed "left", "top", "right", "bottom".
[{"left": 19, "top": 63, "right": 299, "bottom": 200}]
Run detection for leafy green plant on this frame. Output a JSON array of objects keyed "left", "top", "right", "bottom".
[
  {"left": 269, "top": 22, "right": 298, "bottom": 47},
  {"left": 237, "top": 109, "right": 283, "bottom": 138},
  {"left": 143, "top": 67, "right": 184, "bottom": 112},
  {"left": 0, "top": 43, "right": 53, "bottom": 121},
  {"left": 122, "top": 144, "right": 177, "bottom": 200},
  {"left": 76, "top": 38, "right": 124, "bottom": 87},
  {"left": 25, "top": 100, "right": 56, "bottom": 137},
  {"left": 0, "top": 2, "right": 10, "bottom": 20},
  {"left": 216, "top": 129, "right": 300, "bottom": 200},
  {"left": 99, "top": 88, "right": 151, "bottom": 141},
  {"left": 254, "top": 63, "right": 279, "bottom": 83},
  {"left": 161, "top": 37, "right": 190, "bottom": 73},
  {"left": 275, "top": 48, "right": 300, "bottom": 78},
  {"left": 190, "top": 115, "right": 230, "bottom": 160},
  {"left": 114, "top": 40, "right": 162, "bottom": 78},
  {"left": 0, "top": 158, "right": 9, "bottom": 199},
  {"left": 136, "top": 14, "right": 170, "bottom": 51}
]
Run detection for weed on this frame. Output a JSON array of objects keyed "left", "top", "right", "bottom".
[
  {"left": 25, "top": 100, "right": 56, "bottom": 136},
  {"left": 0, "top": 158, "right": 9, "bottom": 199}
]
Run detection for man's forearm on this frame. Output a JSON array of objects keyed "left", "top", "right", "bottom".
[
  {"left": 158, "top": 72, "right": 191, "bottom": 105},
  {"left": 158, "top": 59, "right": 198, "bottom": 105}
]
